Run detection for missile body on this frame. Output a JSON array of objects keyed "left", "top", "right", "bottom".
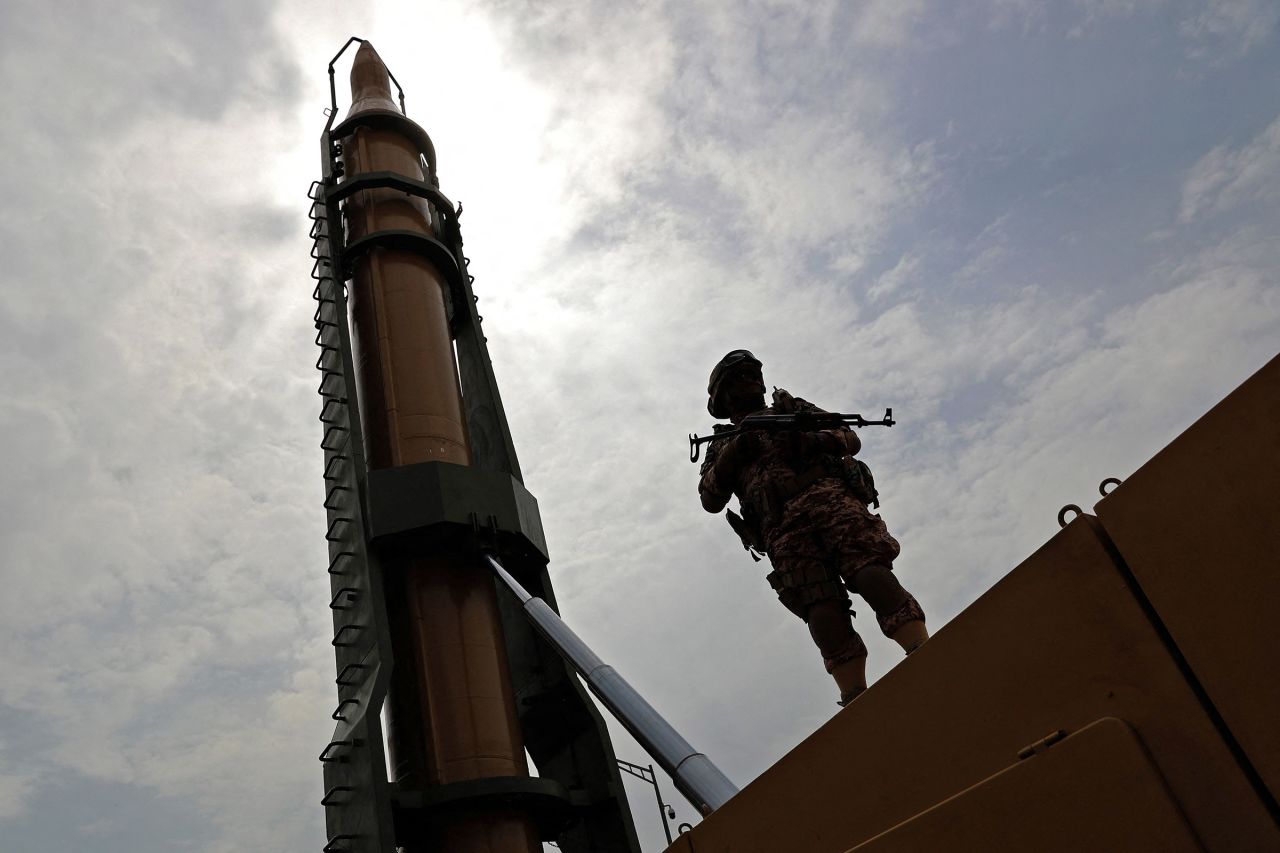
[{"left": 339, "top": 42, "right": 540, "bottom": 853}]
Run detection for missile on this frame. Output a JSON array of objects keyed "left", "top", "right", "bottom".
[{"left": 339, "top": 42, "right": 541, "bottom": 852}]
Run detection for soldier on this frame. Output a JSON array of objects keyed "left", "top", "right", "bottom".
[{"left": 698, "top": 350, "right": 928, "bottom": 705}]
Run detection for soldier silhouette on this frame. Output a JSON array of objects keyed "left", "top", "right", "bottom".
[{"left": 698, "top": 350, "right": 928, "bottom": 705}]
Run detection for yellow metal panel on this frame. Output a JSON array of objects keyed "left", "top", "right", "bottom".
[
  {"left": 676, "top": 517, "right": 1277, "bottom": 853},
  {"left": 847, "top": 718, "right": 1203, "bottom": 853},
  {"left": 1096, "top": 354, "right": 1280, "bottom": 800}
]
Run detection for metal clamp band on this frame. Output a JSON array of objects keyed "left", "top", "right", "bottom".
[{"left": 331, "top": 109, "right": 437, "bottom": 178}]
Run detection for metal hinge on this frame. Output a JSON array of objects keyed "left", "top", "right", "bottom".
[{"left": 1016, "top": 729, "right": 1067, "bottom": 760}]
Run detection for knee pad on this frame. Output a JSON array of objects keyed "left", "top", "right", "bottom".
[
  {"left": 807, "top": 600, "right": 867, "bottom": 670},
  {"left": 852, "top": 564, "right": 910, "bottom": 617},
  {"left": 877, "top": 595, "right": 926, "bottom": 638}
]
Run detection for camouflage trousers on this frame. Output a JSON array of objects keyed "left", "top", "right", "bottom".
[{"left": 763, "top": 479, "right": 924, "bottom": 671}]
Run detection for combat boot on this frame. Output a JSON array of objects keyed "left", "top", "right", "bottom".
[
  {"left": 891, "top": 619, "right": 929, "bottom": 654},
  {"left": 832, "top": 655, "right": 867, "bottom": 707}
]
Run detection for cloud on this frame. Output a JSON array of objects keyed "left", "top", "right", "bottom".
[
  {"left": 851, "top": 0, "right": 928, "bottom": 47},
  {"left": 0, "top": 0, "right": 339, "bottom": 848},
  {"left": 686, "top": 116, "right": 935, "bottom": 258},
  {"left": 0, "top": 752, "right": 35, "bottom": 821},
  {"left": 982, "top": 0, "right": 1051, "bottom": 33},
  {"left": 1179, "top": 114, "right": 1280, "bottom": 222},
  {"left": 1065, "top": 0, "right": 1278, "bottom": 58},
  {"left": 1180, "top": 0, "right": 1280, "bottom": 59},
  {"left": 1067, "top": 0, "right": 1168, "bottom": 37}
]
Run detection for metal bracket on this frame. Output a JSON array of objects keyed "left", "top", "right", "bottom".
[
  {"left": 323, "top": 169, "right": 465, "bottom": 333},
  {"left": 325, "top": 170, "right": 455, "bottom": 220},
  {"left": 331, "top": 109, "right": 438, "bottom": 183},
  {"left": 393, "top": 776, "right": 577, "bottom": 842},
  {"left": 339, "top": 229, "right": 465, "bottom": 330},
  {"left": 364, "top": 461, "right": 549, "bottom": 562}
]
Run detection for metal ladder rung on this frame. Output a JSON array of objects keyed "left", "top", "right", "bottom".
[
  {"left": 311, "top": 258, "right": 335, "bottom": 281},
  {"left": 317, "top": 372, "right": 344, "bottom": 393},
  {"left": 318, "top": 374, "right": 346, "bottom": 398},
  {"left": 329, "top": 587, "right": 359, "bottom": 610},
  {"left": 321, "top": 424, "right": 349, "bottom": 452},
  {"left": 319, "top": 398, "right": 347, "bottom": 424},
  {"left": 324, "top": 485, "right": 351, "bottom": 510},
  {"left": 322, "top": 455, "right": 349, "bottom": 482},
  {"left": 315, "top": 326, "right": 341, "bottom": 349},
  {"left": 328, "top": 550, "right": 355, "bottom": 575},
  {"left": 321, "top": 785, "right": 354, "bottom": 806},
  {"left": 332, "top": 697, "right": 359, "bottom": 721},
  {"left": 332, "top": 624, "right": 364, "bottom": 647},
  {"left": 314, "top": 302, "right": 340, "bottom": 326},
  {"left": 325, "top": 517, "right": 353, "bottom": 542},
  {"left": 317, "top": 350, "right": 342, "bottom": 372},
  {"left": 335, "top": 663, "right": 367, "bottom": 686},
  {"left": 319, "top": 739, "right": 352, "bottom": 763}
]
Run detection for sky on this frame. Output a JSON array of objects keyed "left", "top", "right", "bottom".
[{"left": 1, "top": 0, "right": 1278, "bottom": 851}]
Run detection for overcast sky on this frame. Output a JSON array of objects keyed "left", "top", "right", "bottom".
[{"left": 1, "top": 1, "right": 1278, "bottom": 851}]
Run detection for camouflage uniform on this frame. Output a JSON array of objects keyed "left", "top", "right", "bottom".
[{"left": 700, "top": 392, "right": 925, "bottom": 673}]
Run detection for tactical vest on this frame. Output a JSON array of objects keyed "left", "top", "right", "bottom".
[{"left": 727, "top": 453, "right": 880, "bottom": 560}]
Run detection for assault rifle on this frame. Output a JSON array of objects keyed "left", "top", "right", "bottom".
[{"left": 688, "top": 408, "right": 895, "bottom": 463}]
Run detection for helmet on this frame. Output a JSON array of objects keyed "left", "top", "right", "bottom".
[{"left": 707, "top": 349, "right": 763, "bottom": 417}]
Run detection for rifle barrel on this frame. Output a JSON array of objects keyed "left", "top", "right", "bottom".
[{"left": 687, "top": 408, "right": 895, "bottom": 463}]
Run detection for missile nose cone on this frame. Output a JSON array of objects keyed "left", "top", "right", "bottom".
[{"left": 347, "top": 41, "right": 397, "bottom": 116}]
